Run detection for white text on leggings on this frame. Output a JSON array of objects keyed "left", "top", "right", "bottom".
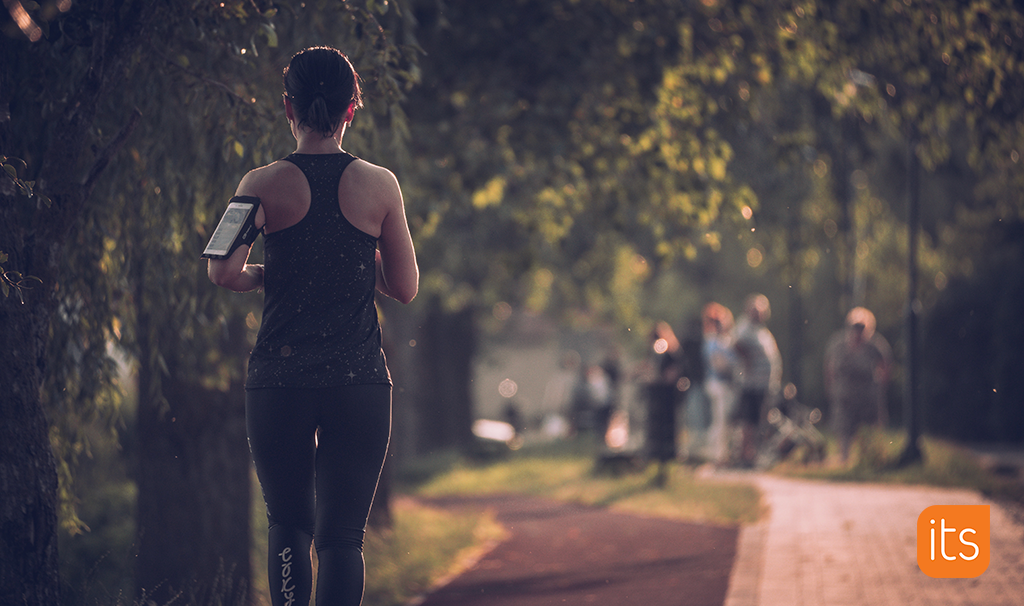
[{"left": 279, "top": 547, "right": 295, "bottom": 606}]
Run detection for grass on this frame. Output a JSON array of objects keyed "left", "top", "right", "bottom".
[
  {"left": 408, "top": 439, "right": 762, "bottom": 526},
  {"left": 362, "top": 497, "right": 506, "bottom": 606},
  {"left": 772, "top": 428, "right": 1024, "bottom": 505}
]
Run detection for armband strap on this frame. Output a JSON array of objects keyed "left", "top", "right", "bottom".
[{"left": 200, "top": 195, "right": 262, "bottom": 259}]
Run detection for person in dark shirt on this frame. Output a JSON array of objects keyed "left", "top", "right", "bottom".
[
  {"left": 208, "top": 46, "right": 418, "bottom": 606},
  {"left": 824, "top": 307, "right": 892, "bottom": 465}
]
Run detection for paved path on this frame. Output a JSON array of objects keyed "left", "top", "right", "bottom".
[
  {"left": 411, "top": 494, "right": 738, "bottom": 606},
  {"left": 720, "top": 472, "right": 1024, "bottom": 606}
]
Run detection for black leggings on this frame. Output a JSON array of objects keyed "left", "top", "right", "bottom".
[{"left": 246, "top": 384, "right": 391, "bottom": 606}]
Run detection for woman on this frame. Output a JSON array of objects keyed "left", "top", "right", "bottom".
[{"left": 208, "top": 46, "right": 418, "bottom": 606}]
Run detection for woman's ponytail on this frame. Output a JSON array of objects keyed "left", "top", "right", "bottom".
[{"left": 304, "top": 93, "right": 334, "bottom": 138}]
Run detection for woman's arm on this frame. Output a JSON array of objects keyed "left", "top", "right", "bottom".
[
  {"left": 208, "top": 243, "right": 264, "bottom": 292},
  {"left": 373, "top": 169, "right": 418, "bottom": 304},
  {"left": 207, "top": 171, "right": 267, "bottom": 293}
]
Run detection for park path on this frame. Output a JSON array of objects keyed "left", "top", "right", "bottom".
[
  {"left": 410, "top": 493, "right": 738, "bottom": 606},
  {"left": 408, "top": 469, "right": 1024, "bottom": 606}
]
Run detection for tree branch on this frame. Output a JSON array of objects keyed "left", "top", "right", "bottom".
[{"left": 81, "top": 107, "right": 142, "bottom": 198}]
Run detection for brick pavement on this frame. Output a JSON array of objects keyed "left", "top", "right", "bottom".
[{"left": 718, "top": 472, "right": 1024, "bottom": 606}]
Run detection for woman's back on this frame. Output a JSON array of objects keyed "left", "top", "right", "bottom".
[{"left": 245, "top": 152, "right": 390, "bottom": 389}]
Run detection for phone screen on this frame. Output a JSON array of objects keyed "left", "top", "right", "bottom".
[{"left": 202, "top": 201, "right": 255, "bottom": 258}]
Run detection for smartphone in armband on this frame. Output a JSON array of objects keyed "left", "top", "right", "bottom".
[{"left": 201, "top": 196, "right": 262, "bottom": 259}]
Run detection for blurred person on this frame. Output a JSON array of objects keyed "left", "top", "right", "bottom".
[
  {"left": 207, "top": 46, "right": 418, "bottom": 606},
  {"left": 597, "top": 346, "right": 624, "bottom": 442},
  {"left": 588, "top": 360, "right": 614, "bottom": 442},
  {"left": 824, "top": 307, "right": 893, "bottom": 464},
  {"left": 541, "top": 351, "right": 580, "bottom": 438},
  {"left": 732, "top": 294, "right": 782, "bottom": 467},
  {"left": 568, "top": 361, "right": 597, "bottom": 435},
  {"left": 703, "top": 302, "right": 739, "bottom": 465},
  {"left": 679, "top": 317, "right": 710, "bottom": 461},
  {"left": 503, "top": 401, "right": 525, "bottom": 435},
  {"left": 642, "top": 322, "right": 683, "bottom": 477}
]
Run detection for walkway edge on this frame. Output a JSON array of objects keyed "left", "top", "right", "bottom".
[
  {"left": 404, "top": 522, "right": 509, "bottom": 606},
  {"left": 724, "top": 519, "right": 766, "bottom": 606}
]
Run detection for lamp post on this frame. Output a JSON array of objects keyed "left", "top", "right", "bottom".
[{"left": 897, "top": 134, "right": 923, "bottom": 465}]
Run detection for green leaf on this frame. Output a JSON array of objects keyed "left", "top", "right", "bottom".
[
  {"left": 3, "top": 163, "right": 17, "bottom": 179},
  {"left": 260, "top": 23, "right": 278, "bottom": 49}
]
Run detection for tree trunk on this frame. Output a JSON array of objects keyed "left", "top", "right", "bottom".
[
  {"left": 132, "top": 299, "right": 252, "bottom": 605},
  {"left": 134, "top": 357, "right": 251, "bottom": 605},
  {"left": 370, "top": 297, "right": 425, "bottom": 527},
  {"left": 0, "top": 5, "right": 157, "bottom": 600},
  {"left": 369, "top": 299, "right": 405, "bottom": 528},
  {"left": 0, "top": 298, "right": 61, "bottom": 606},
  {"left": 415, "top": 303, "right": 477, "bottom": 454},
  {"left": 833, "top": 115, "right": 857, "bottom": 316}
]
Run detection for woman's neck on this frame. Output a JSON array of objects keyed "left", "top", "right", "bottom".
[
  {"left": 292, "top": 123, "right": 346, "bottom": 154},
  {"left": 294, "top": 136, "right": 343, "bottom": 154}
]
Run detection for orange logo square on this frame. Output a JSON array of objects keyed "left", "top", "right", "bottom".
[{"left": 917, "top": 505, "right": 990, "bottom": 578}]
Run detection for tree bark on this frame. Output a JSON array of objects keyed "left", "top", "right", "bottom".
[
  {"left": 415, "top": 303, "right": 477, "bottom": 454},
  {"left": 0, "top": 297, "right": 61, "bottom": 606},
  {"left": 134, "top": 371, "right": 252, "bottom": 605},
  {"left": 133, "top": 306, "right": 252, "bottom": 605},
  {"left": 370, "top": 296, "right": 424, "bottom": 527},
  {"left": 1, "top": 40, "right": 60, "bottom": 602}
]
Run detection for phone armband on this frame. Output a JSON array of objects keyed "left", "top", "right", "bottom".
[{"left": 201, "top": 196, "right": 262, "bottom": 259}]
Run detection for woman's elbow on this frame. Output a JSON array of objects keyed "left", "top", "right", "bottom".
[
  {"left": 378, "top": 250, "right": 418, "bottom": 303},
  {"left": 398, "top": 285, "right": 418, "bottom": 305},
  {"left": 391, "top": 277, "right": 418, "bottom": 304}
]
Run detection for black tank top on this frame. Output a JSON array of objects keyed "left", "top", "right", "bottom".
[{"left": 246, "top": 152, "right": 391, "bottom": 389}]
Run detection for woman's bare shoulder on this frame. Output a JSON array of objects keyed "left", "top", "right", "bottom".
[
  {"left": 343, "top": 158, "right": 400, "bottom": 194},
  {"left": 235, "top": 160, "right": 304, "bottom": 197}
]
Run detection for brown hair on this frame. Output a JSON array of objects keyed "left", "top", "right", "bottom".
[{"left": 283, "top": 46, "right": 363, "bottom": 137}]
